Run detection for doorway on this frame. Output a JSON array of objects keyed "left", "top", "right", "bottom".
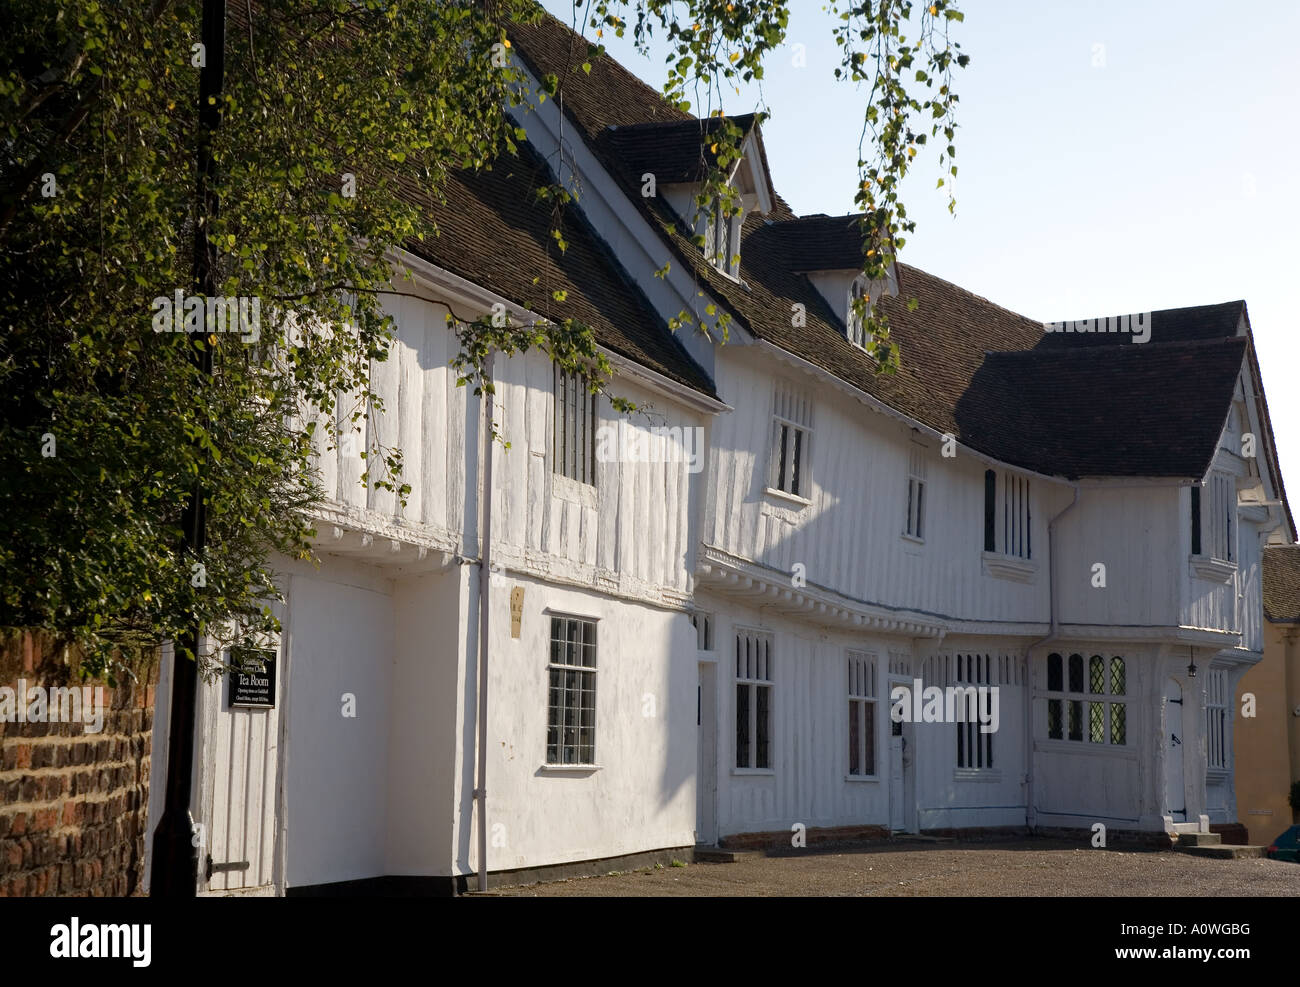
[
  {"left": 696, "top": 662, "right": 718, "bottom": 846},
  {"left": 1164, "top": 677, "right": 1186, "bottom": 822}
]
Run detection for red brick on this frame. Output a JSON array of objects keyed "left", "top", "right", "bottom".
[{"left": 7, "top": 813, "right": 26, "bottom": 837}]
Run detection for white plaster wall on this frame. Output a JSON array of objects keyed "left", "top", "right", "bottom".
[
  {"left": 385, "top": 568, "right": 465, "bottom": 875},
  {"left": 282, "top": 557, "right": 395, "bottom": 888},
  {"left": 1054, "top": 486, "right": 1181, "bottom": 629},
  {"left": 705, "top": 348, "right": 1060, "bottom": 626},
  {"left": 453, "top": 574, "right": 697, "bottom": 875}
]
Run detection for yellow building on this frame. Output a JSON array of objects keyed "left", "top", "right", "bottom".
[{"left": 1235, "top": 545, "right": 1300, "bottom": 842}]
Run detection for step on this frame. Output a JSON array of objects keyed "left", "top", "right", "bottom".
[
  {"left": 1179, "top": 844, "right": 1267, "bottom": 860},
  {"left": 693, "top": 847, "right": 748, "bottom": 863},
  {"left": 1176, "top": 832, "right": 1221, "bottom": 847}
]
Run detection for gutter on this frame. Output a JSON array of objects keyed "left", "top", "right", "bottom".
[
  {"left": 1022, "top": 484, "right": 1081, "bottom": 830},
  {"left": 473, "top": 352, "right": 495, "bottom": 894}
]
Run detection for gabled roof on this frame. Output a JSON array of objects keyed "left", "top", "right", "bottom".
[
  {"left": 956, "top": 338, "right": 1248, "bottom": 479},
  {"left": 604, "top": 114, "right": 765, "bottom": 185},
  {"left": 1263, "top": 545, "right": 1300, "bottom": 623},
  {"left": 401, "top": 142, "right": 716, "bottom": 398},
  {"left": 508, "top": 8, "right": 1287, "bottom": 497}
]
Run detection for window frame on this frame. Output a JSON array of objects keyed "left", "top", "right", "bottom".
[
  {"left": 545, "top": 614, "right": 598, "bottom": 766},
  {"left": 1044, "top": 652, "right": 1128, "bottom": 748},
  {"left": 553, "top": 366, "right": 597, "bottom": 487},
  {"left": 904, "top": 445, "right": 927, "bottom": 542},
  {"left": 846, "top": 651, "right": 878, "bottom": 779},
  {"left": 955, "top": 653, "right": 994, "bottom": 770},
  {"left": 1193, "top": 474, "right": 1236, "bottom": 564},
  {"left": 768, "top": 381, "right": 813, "bottom": 500},
  {"left": 1205, "top": 667, "right": 1229, "bottom": 772},
  {"left": 847, "top": 276, "right": 869, "bottom": 350},
  {"left": 983, "top": 469, "right": 1031, "bottom": 560},
  {"left": 734, "top": 629, "right": 774, "bottom": 772}
]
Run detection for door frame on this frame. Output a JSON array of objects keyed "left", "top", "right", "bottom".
[
  {"left": 696, "top": 659, "right": 719, "bottom": 846},
  {"left": 886, "top": 673, "right": 918, "bottom": 833}
]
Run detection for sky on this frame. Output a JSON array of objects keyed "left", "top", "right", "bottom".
[{"left": 540, "top": 0, "right": 1300, "bottom": 513}]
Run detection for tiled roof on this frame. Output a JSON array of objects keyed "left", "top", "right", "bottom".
[
  {"left": 605, "top": 114, "right": 763, "bottom": 184},
  {"left": 507, "top": 9, "right": 1275, "bottom": 485},
  {"left": 401, "top": 142, "right": 716, "bottom": 397},
  {"left": 1263, "top": 545, "right": 1300, "bottom": 622},
  {"left": 764, "top": 214, "right": 871, "bottom": 272},
  {"left": 958, "top": 338, "right": 1247, "bottom": 478}
]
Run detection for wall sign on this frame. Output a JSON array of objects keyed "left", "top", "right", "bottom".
[
  {"left": 228, "top": 647, "right": 276, "bottom": 709},
  {"left": 510, "top": 586, "right": 524, "bottom": 639}
]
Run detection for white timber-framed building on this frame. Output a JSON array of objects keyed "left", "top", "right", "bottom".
[{"left": 145, "top": 10, "right": 1296, "bottom": 894}]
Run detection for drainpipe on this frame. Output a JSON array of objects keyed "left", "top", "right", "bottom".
[
  {"left": 474, "top": 352, "right": 495, "bottom": 893},
  {"left": 1023, "top": 485, "right": 1081, "bottom": 830}
]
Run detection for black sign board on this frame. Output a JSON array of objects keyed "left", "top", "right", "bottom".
[{"left": 228, "top": 647, "right": 276, "bottom": 709}]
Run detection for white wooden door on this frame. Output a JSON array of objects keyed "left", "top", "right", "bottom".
[
  {"left": 1164, "top": 678, "right": 1186, "bottom": 822},
  {"left": 696, "top": 663, "right": 717, "bottom": 845},
  {"left": 198, "top": 645, "right": 282, "bottom": 893}
]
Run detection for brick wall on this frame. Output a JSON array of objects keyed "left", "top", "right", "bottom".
[{"left": 0, "top": 633, "right": 158, "bottom": 897}]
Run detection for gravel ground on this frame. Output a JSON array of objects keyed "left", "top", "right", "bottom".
[{"left": 486, "top": 838, "right": 1300, "bottom": 897}]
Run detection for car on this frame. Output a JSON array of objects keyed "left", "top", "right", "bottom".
[{"left": 1265, "top": 824, "right": 1300, "bottom": 862}]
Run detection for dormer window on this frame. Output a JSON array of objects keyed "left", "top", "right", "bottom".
[
  {"left": 706, "top": 196, "right": 742, "bottom": 278},
  {"left": 847, "top": 277, "right": 868, "bottom": 349}
]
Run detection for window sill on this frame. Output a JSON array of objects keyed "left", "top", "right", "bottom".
[
  {"left": 552, "top": 472, "right": 597, "bottom": 509},
  {"left": 539, "top": 764, "right": 601, "bottom": 774},
  {"left": 901, "top": 532, "right": 925, "bottom": 547},
  {"left": 763, "top": 486, "right": 812, "bottom": 508},
  {"left": 731, "top": 767, "right": 775, "bottom": 777},
  {"left": 981, "top": 551, "right": 1038, "bottom": 583},
  {"left": 1206, "top": 767, "right": 1230, "bottom": 780},
  {"left": 954, "top": 768, "right": 1002, "bottom": 783},
  {"left": 844, "top": 774, "right": 881, "bottom": 783},
  {"left": 1036, "top": 739, "right": 1135, "bottom": 758},
  {"left": 1189, "top": 555, "right": 1236, "bottom": 584}
]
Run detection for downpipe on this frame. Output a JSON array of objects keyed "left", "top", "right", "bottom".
[
  {"left": 1023, "top": 484, "right": 1080, "bottom": 831},
  {"left": 474, "top": 352, "right": 495, "bottom": 894}
]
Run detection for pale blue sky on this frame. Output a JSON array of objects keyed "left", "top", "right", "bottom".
[{"left": 541, "top": 0, "right": 1300, "bottom": 511}]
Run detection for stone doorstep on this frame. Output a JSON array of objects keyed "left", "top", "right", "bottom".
[
  {"left": 692, "top": 846, "right": 750, "bottom": 864},
  {"left": 1175, "top": 831, "right": 1222, "bottom": 847},
  {"left": 1177, "top": 844, "right": 1268, "bottom": 860}
]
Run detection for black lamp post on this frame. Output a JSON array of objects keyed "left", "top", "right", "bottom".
[{"left": 151, "top": 0, "right": 225, "bottom": 897}]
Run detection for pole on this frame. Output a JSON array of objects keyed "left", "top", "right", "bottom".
[
  {"left": 475, "top": 352, "right": 494, "bottom": 893},
  {"left": 151, "top": 0, "right": 225, "bottom": 897}
]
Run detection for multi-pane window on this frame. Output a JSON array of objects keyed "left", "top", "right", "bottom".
[
  {"left": 905, "top": 446, "right": 927, "bottom": 540},
  {"left": 553, "top": 367, "right": 596, "bottom": 486},
  {"left": 847, "top": 651, "right": 877, "bottom": 777},
  {"left": 1192, "top": 475, "right": 1235, "bottom": 562},
  {"left": 706, "top": 197, "right": 740, "bottom": 276},
  {"left": 691, "top": 611, "right": 714, "bottom": 652},
  {"left": 955, "top": 653, "right": 993, "bottom": 769},
  {"left": 983, "top": 469, "right": 1031, "bottom": 559},
  {"left": 1206, "top": 668, "right": 1228, "bottom": 770},
  {"left": 769, "top": 381, "right": 813, "bottom": 498},
  {"left": 1045, "top": 652, "right": 1126, "bottom": 746},
  {"left": 735, "top": 629, "right": 773, "bottom": 770},
  {"left": 546, "top": 615, "right": 597, "bottom": 765},
  {"left": 847, "top": 277, "right": 868, "bottom": 349}
]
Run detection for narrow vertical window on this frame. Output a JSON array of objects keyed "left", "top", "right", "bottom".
[
  {"left": 554, "top": 367, "right": 596, "bottom": 485},
  {"left": 735, "top": 630, "right": 774, "bottom": 770},
  {"left": 847, "top": 652, "right": 877, "bottom": 777},
  {"left": 1191, "top": 485, "right": 1202, "bottom": 555},
  {"left": 769, "top": 381, "right": 813, "bottom": 498},
  {"left": 983, "top": 469, "right": 997, "bottom": 552}
]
